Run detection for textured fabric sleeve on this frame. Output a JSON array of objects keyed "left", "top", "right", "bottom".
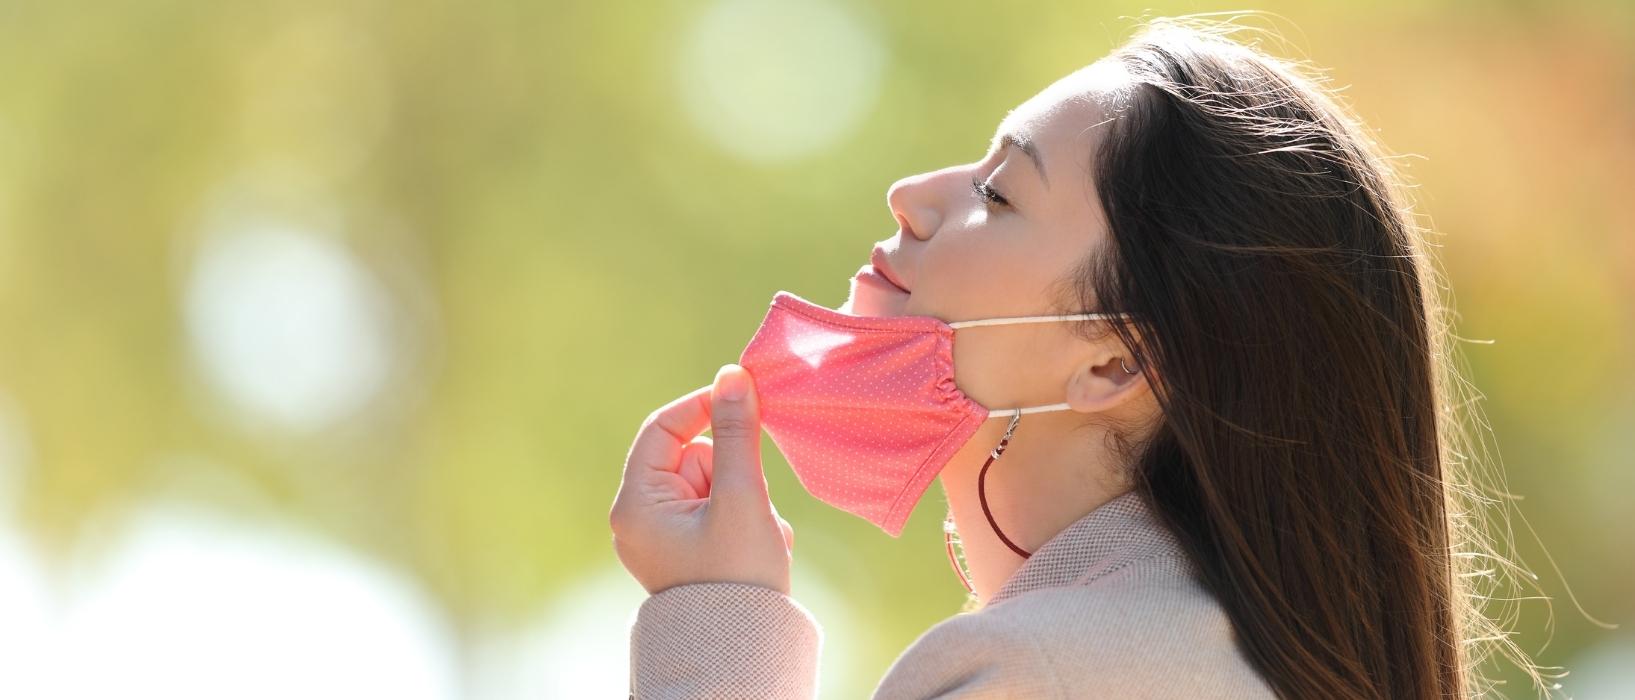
[
  {"left": 629, "top": 582, "right": 823, "bottom": 700},
  {"left": 871, "top": 607, "right": 1062, "bottom": 700}
]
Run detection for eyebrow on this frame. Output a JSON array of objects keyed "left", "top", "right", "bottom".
[{"left": 993, "top": 131, "right": 1048, "bottom": 189}]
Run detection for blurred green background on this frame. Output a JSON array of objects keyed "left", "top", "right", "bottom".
[{"left": 0, "top": 0, "right": 1630, "bottom": 697}]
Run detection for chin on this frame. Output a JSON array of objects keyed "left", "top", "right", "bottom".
[{"left": 841, "top": 277, "right": 911, "bottom": 317}]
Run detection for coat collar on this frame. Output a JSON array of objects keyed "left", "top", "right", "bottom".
[{"left": 988, "top": 489, "right": 1195, "bottom": 607}]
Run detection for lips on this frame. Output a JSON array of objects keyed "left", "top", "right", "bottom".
[
  {"left": 844, "top": 264, "right": 910, "bottom": 317},
  {"left": 869, "top": 246, "right": 911, "bottom": 293}
]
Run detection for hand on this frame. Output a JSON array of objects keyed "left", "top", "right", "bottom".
[{"left": 610, "top": 363, "right": 795, "bottom": 595}]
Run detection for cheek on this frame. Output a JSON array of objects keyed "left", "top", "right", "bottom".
[
  {"left": 912, "top": 232, "right": 1045, "bottom": 321},
  {"left": 949, "top": 329, "right": 1007, "bottom": 410},
  {"left": 905, "top": 235, "right": 1002, "bottom": 318}
]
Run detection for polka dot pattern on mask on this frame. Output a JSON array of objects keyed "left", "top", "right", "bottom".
[{"left": 737, "top": 291, "right": 989, "bottom": 537}]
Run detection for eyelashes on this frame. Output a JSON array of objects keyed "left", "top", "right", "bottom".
[{"left": 970, "top": 176, "right": 1010, "bottom": 208}]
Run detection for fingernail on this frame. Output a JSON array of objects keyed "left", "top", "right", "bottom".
[{"left": 717, "top": 364, "right": 748, "bottom": 402}]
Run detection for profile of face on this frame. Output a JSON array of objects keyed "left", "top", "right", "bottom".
[{"left": 845, "top": 60, "right": 1140, "bottom": 416}]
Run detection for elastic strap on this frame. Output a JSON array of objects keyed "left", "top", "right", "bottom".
[
  {"left": 992, "top": 402, "right": 1071, "bottom": 416},
  {"left": 948, "top": 311, "right": 1129, "bottom": 330}
]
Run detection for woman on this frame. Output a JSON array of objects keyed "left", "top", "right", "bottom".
[{"left": 610, "top": 18, "right": 1544, "bottom": 699}]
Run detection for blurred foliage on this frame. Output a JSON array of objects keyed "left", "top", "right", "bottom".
[{"left": 0, "top": 0, "right": 1630, "bottom": 696}]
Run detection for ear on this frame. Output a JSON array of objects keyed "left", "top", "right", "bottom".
[{"left": 1064, "top": 352, "right": 1148, "bottom": 414}]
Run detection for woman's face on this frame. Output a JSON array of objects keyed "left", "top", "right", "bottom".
[{"left": 846, "top": 61, "right": 1129, "bottom": 410}]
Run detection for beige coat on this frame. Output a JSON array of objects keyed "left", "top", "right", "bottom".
[{"left": 628, "top": 490, "right": 1277, "bottom": 698}]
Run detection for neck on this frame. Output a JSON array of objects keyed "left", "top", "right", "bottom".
[{"left": 938, "top": 409, "right": 1133, "bottom": 605}]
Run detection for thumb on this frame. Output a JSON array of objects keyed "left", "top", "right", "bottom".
[
  {"left": 771, "top": 500, "right": 795, "bottom": 552},
  {"left": 709, "top": 364, "right": 767, "bottom": 506},
  {"left": 777, "top": 515, "right": 795, "bottom": 552}
]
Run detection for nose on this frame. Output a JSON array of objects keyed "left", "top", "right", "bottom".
[{"left": 886, "top": 169, "right": 946, "bottom": 242}]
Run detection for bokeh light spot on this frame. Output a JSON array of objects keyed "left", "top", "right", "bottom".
[
  {"left": 52, "top": 503, "right": 459, "bottom": 699},
  {"left": 183, "top": 216, "right": 394, "bottom": 433},
  {"left": 677, "top": 0, "right": 887, "bottom": 164}
]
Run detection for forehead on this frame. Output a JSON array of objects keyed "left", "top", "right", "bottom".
[{"left": 994, "top": 60, "right": 1129, "bottom": 170}]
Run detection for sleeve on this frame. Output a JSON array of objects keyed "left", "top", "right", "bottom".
[
  {"left": 871, "top": 608, "right": 1063, "bottom": 700},
  {"left": 628, "top": 582, "right": 823, "bottom": 700}
]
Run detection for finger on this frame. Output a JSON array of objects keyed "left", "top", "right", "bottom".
[
  {"left": 707, "top": 364, "right": 767, "bottom": 508},
  {"left": 676, "top": 436, "right": 714, "bottom": 499},
  {"left": 623, "top": 383, "right": 713, "bottom": 481}
]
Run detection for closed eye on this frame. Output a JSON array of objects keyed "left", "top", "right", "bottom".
[{"left": 970, "top": 176, "right": 1010, "bottom": 208}]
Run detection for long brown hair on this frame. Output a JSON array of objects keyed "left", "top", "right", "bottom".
[{"left": 1063, "top": 18, "right": 1551, "bottom": 699}]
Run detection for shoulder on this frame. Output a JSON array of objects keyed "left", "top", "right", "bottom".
[
  {"left": 990, "top": 568, "right": 1262, "bottom": 684},
  {"left": 873, "top": 592, "right": 1065, "bottom": 699},
  {"left": 877, "top": 559, "right": 1277, "bottom": 699}
]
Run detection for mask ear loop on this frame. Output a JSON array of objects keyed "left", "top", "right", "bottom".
[{"left": 979, "top": 409, "right": 1033, "bottom": 559}]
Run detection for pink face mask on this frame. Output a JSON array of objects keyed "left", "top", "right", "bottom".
[{"left": 736, "top": 290, "right": 1133, "bottom": 564}]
